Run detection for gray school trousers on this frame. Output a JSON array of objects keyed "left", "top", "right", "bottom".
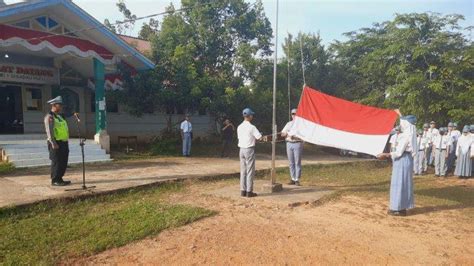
[
  {"left": 240, "top": 147, "right": 256, "bottom": 192},
  {"left": 434, "top": 149, "right": 447, "bottom": 176},
  {"left": 286, "top": 142, "right": 303, "bottom": 181}
]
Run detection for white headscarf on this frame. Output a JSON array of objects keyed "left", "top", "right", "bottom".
[
  {"left": 457, "top": 133, "right": 473, "bottom": 156},
  {"left": 399, "top": 118, "right": 418, "bottom": 157}
]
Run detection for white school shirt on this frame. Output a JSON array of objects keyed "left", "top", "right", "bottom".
[
  {"left": 427, "top": 128, "right": 439, "bottom": 144},
  {"left": 180, "top": 120, "right": 192, "bottom": 133},
  {"left": 416, "top": 135, "right": 429, "bottom": 151},
  {"left": 237, "top": 120, "right": 262, "bottom": 148},
  {"left": 281, "top": 120, "right": 297, "bottom": 142},
  {"left": 432, "top": 135, "right": 449, "bottom": 150}
]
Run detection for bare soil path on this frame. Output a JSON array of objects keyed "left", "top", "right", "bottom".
[{"left": 79, "top": 178, "right": 473, "bottom": 265}]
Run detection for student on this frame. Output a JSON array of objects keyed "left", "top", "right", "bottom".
[
  {"left": 221, "top": 119, "right": 235, "bottom": 157},
  {"left": 180, "top": 114, "right": 192, "bottom": 157},
  {"left": 454, "top": 126, "right": 472, "bottom": 179},
  {"left": 414, "top": 129, "right": 428, "bottom": 175},
  {"left": 422, "top": 123, "right": 431, "bottom": 172},
  {"left": 433, "top": 127, "right": 450, "bottom": 177},
  {"left": 237, "top": 108, "right": 264, "bottom": 197},
  {"left": 446, "top": 122, "right": 460, "bottom": 172},
  {"left": 281, "top": 108, "right": 303, "bottom": 186},
  {"left": 378, "top": 110, "right": 417, "bottom": 216},
  {"left": 427, "top": 121, "right": 439, "bottom": 166}
]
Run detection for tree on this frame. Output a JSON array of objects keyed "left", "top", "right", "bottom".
[{"left": 330, "top": 13, "right": 473, "bottom": 125}]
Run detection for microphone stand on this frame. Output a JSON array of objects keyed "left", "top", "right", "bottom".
[{"left": 66, "top": 113, "right": 96, "bottom": 191}]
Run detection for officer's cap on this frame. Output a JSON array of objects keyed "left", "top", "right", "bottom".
[
  {"left": 439, "top": 127, "right": 447, "bottom": 133},
  {"left": 47, "top": 96, "right": 63, "bottom": 105},
  {"left": 462, "top": 125, "right": 469, "bottom": 133},
  {"left": 448, "top": 122, "right": 454, "bottom": 127},
  {"left": 470, "top": 125, "right": 474, "bottom": 133},
  {"left": 242, "top": 108, "right": 255, "bottom": 117},
  {"left": 423, "top": 123, "right": 429, "bottom": 128},
  {"left": 291, "top": 108, "right": 297, "bottom": 115},
  {"left": 430, "top": 121, "right": 436, "bottom": 124}
]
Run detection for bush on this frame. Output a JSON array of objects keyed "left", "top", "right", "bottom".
[{"left": 149, "top": 136, "right": 180, "bottom": 156}]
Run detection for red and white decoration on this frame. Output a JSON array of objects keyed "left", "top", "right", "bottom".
[
  {"left": 88, "top": 74, "right": 124, "bottom": 91},
  {"left": 290, "top": 86, "right": 398, "bottom": 156},
  {"left": 0, "top": 24, "right": 116, "bottom": 64}
]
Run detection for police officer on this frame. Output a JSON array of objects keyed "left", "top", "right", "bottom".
[
  {"left": 281, "top": 108, "right": 303, "bottom": 186},
  {"left": 237, "top": 108, "right": 264, "bottom": 197},
  {"left": 44, "top": 96, "right": 71, "bottom": 186}
]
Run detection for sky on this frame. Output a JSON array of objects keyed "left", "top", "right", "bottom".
[{"left": 6, "top": 0, "right": 474, "bottom": 48}]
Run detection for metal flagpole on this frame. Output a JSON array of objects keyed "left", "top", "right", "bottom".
[
  {"left": 287, "top": 35, "right": 291, "bottom": 121},
  {"left": 270, "top": 0, "right": 279, "bottom": 185},
  {"left": 299, "top": 34, "right": 306, "bottom": 86}
]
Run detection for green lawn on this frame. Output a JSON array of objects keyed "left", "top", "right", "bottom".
[
  {"left": 0, "top": 183, "right": 215, "bottom": 265},
  {"left": 273, "top": 161, "right": 473, "bottom": 217},
  {"left": 0, "top": 162, "right": 15, "bottom": 176}
]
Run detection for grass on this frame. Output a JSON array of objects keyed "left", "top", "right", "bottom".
[
  {"left": 0, "top": 162, "right": 15, "bottom": 176},
  {"left": 0, "top": 183, "right": 215, "bottom": 265},
  {"left": 272, "top": 160, "right": 473, "bottom": 217}
]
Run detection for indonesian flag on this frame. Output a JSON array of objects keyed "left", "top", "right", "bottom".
[{"left": 290, "top": 86, "right": 398, "bottom": 156}]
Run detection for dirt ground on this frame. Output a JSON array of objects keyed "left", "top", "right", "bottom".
[{"left": 77, "top": 178, "right": 473, "bottom": 265}]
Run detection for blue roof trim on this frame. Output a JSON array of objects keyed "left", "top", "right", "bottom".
[
  {"left": 0, "top": 0, "right": 154, "bottom": 70},
  {"left": 0, "top": 0, "right": 62, "bottom": 18},
  {"left": 62, "top": 0, "right": 155, "bottom": 70}
]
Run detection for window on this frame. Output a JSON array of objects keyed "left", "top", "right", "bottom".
[{"left": 25, "top": 88, "right": 42, "bottom": 111}]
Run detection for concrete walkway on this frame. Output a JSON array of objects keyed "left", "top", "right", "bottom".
[{"left": 0, "top": 154, "right": 363, "bottom": 208}]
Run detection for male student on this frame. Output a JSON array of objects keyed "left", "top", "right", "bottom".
[{"left": 237, "top": 108, "right": 265, "bottom": 197}]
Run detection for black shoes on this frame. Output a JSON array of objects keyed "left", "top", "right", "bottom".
[
  {"left": 387, "top": 210, "right": 407, "bottom": 216},
  {"left": 287, "top": 180, "right": 295, "bottom": 185},
  {"left": 241, "top": 190, "right": 246, "bottom": 197},
  {"left": 294, "top": 181, "right": 301, "bottom": 186},
  {"left": 246, "top": 191, "right": 258, "bottom": 198},
  {"left": 51, "top": 180, "right": 71, "bottom": 186}
]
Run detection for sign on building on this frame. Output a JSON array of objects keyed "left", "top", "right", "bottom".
[{"left": 0, "top": 63, "right": 59, "bottom": 85}]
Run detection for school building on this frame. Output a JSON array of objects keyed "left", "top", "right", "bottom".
[{"left": 0, "top": 0, "right": 214, "bottom": 167}]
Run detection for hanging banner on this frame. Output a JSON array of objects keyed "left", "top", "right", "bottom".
[{"left": 0, "top": 63, "right": 59, "bottom": 85}]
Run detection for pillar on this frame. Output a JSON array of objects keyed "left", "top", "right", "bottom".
[{"left": 93, "top": 58, "right": 110, "bottom": 153}]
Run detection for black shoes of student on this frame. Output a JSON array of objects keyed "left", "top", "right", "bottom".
[
  {"left": 51, "top": 180, "right": 71, "bottom": 186},
  {"left": 241, "top": 190, "right": 246, "bottom": 197},
  {"left": 387, "top": 209, "right": 407, "bottom": 216},
  {"left": 246, "top": 191, "right": 258, "bottom": 198},
  {"left": 294, "top": 181, "right": 301, "bottom": 186},
  {"left": 287, "top": 180, "right": 295, "bottom": 185}
]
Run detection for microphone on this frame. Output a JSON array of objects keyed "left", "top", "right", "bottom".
[{"left": 74, "top": 112, "right": 81, "bottom": 122}]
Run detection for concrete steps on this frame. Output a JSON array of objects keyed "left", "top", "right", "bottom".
[{"left": 1, "top": 135, "right": 111, "bottom": 168}]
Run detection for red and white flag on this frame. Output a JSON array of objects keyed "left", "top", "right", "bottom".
[{"left": 290, "top": 86, "right": 398, "bottom": 156}]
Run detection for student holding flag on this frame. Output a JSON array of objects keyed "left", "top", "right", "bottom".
[{"left": 377, "top": 110, "right": 417, "bottom": 216}]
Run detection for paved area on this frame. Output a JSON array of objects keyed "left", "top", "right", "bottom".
[
  {"left": 207, "top": 180, "right": 334, "bottom": 207},
  {"left": 0, "top": 154, "right": 363, "bottom": 208}
]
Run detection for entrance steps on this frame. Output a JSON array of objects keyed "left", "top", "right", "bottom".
[{"left": 0, "top": 135, "right": 111, "bottom": 168}]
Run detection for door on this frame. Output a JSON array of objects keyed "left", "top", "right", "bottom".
[{"left": 0, "top": 85, "right": 23, "bottom": 134}]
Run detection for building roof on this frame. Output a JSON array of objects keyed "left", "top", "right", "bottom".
[
  {"left": 0, "top": 0, "right": 154, "bottom": 71},
  {"left": 118, "top": 35, "right": 152, "bottom": 54}
]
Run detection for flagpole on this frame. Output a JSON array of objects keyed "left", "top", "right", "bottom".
[{"left": 270, "top": 0, "right": 279, "bottom": 185}]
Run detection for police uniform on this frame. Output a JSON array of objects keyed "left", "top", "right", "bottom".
[
  {"left": 282, "top": 108, "right": 303, "bottom": 185},
  {"left": 237, "top": 108, "right": 262, "bottom": 197},
  {"left": 44, "top": 96, "right": 71, "bottom": 186},
  {"left": 433, "top": 128, "right": 449, "bottom": 176}
]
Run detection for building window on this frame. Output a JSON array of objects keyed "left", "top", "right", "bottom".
[{"left": 25, "top": 88, "right": 42, "bottom": 111}]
